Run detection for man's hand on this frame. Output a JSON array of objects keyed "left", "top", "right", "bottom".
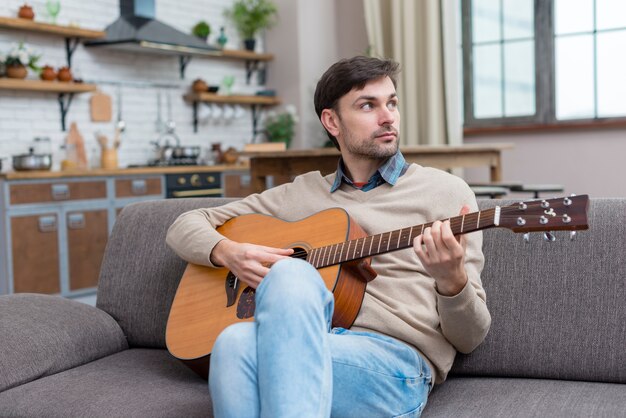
[
  {"left": 210, "top": 239, "right": 294, "bottom": 289},
  {"left": 413, "top": 205, "right": 470, "bottom": 296}
]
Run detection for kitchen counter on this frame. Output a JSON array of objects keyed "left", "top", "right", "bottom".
[{"left": 0, "top": 163, "right": 250, "bottom": 180}]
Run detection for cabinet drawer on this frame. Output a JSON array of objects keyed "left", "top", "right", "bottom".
[
  {"left": 10, "top": 181, "right": 107, "bottom": 205},
  {"left": 115, "top": 177, "right": 163, "bottom": 198},
  {"left": 11, "top": 214, "right": 60, "bottom": 294}
]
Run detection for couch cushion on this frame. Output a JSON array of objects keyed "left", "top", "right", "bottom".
[
  {"left": 0, "top": 348, "right": 213, "bottom": 417},
  {"left": 453, "top": 199, "right": 626, "bottom": 383},
  {"left": 96, "top": 198, "right": 238, "bottom": 349},
  {"left": 422, "top": 376, "right": 626, "bottom": 417},
  {"left": 0, "top": 293, "right": 128, "bottom": 393}
]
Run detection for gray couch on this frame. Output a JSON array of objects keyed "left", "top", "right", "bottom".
[{"left": 0, "top": 197, "right": 624, "bottom": 417}]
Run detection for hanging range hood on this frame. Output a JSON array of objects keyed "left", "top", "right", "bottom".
[{"left": 85, "top": 0, "right": 220, "bottom": 56}]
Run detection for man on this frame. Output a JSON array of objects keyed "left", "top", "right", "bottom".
[{"left": 166, "top": 56, "right": 491, "bottom": 418}]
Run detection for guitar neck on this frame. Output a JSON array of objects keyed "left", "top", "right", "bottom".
[{"left": 307, "top": 207, "right": 499, "bottom": 269}]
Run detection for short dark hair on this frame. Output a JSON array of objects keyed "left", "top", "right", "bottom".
[{"left": 314, "top": 56, "right": 400, "bottom": 149}]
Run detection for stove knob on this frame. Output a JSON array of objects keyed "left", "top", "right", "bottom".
[
  {"left": 190, "top": 174, "right": 201, "bottom": 187},
  {"left": 177, "top": 177, "right": 187, "bottom": 185},
  {"left": 206, "top": 175, "right": 216, "bottom": 183}
]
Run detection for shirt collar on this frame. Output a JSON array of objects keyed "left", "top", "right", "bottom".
[{"left": 330, "top": 150, "right": 409, "bottom": 192}]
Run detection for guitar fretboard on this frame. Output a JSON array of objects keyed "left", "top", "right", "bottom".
[{"left": 306, "top": 208, "right": 497, "bottom": 269}]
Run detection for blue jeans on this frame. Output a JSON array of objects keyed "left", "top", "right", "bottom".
[{"left": 209, "top": 258, "right": 432, "bottom": 418}]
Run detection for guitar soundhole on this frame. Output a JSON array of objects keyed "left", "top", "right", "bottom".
[{"left": 290, "top": 247, "right": 308, "bottom": 262}]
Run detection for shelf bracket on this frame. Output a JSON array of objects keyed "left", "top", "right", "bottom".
[
  {"left": 245, "top": 60, "right": 261, "bottom": 85},
  {"left": 251, "top": 104, "right": 263, "bottom": 142},
  {"left": 192, "top": 101, "right": 199, "bottom": 133},
  {"left": 58, "top": 93, "right": 75, "bottom": 131},
  {"left": 180, "top": 56, "right": 193, "bottom": 79},
  {"left": 64, "top": 37, "right": 81, "bottom": 68}
]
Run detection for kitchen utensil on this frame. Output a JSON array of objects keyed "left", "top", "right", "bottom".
[
  {"left": 90, "top": 90, "right": 113, "bottom": 122},
  {"left": 116, "top": 85, "right": 126, "bottom": 133},
  {"left": 66, "top": 122, "right": 88, "bottom": 169},
  {"left": 12, "top": 148, "right": 52, "bottom": 171},
  {"left": 172, "top": 145, "right": 201, "bottom": 159}
]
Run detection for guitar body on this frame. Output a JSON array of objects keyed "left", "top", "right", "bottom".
[{"left": 166, "top": 208, "right": 375, "bottom": 377}]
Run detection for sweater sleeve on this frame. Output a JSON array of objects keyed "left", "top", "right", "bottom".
[
  {"left": 165, "top": 185, "right": 289, "bottom": 267},
  {"left": 436, "top": 184, "right": 491, "bottom": 354}
]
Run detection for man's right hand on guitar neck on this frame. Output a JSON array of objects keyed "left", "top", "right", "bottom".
[{"left": 210, "top": 239, "right": 294, "bottom": 289}]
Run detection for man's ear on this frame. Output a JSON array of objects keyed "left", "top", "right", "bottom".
[{"left": 320, "top": 108, "right": 340, "bottom": 137}]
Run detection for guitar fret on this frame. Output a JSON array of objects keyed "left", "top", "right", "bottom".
[
  {"left": 311, "top": 248, "right": 319, "bottom": 267},
  {"left": 325, "top": 244, "right": 333, "bottom": 266},
  {"left": 461, "top": 214, "right": 465, "bottom": 233},
  {"left": 335, "top": 242, "right": 343, "bottom": 264},
  {"left": 354, "top": 238, "right": 362, "bottom": 259},
  {"left": 476, "top": 211, "right": 481, "bottom": 229},
  {"left": 328, "top": 244, "right": 335, "bottom": 266}
]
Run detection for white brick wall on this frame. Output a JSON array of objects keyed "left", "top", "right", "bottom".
[{"left": 0, "top": 0, "right": 269, "bottom": 170}]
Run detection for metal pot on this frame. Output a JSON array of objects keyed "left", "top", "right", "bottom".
[
  {"left": 172, "top": 145, "right": 201, "bottom": 159},
  {"left": 13, "top": 148, "right": 52, "bottom": 171}
]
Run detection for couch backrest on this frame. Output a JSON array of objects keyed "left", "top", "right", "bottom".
[
  {"left": 96, "top": 198, "right": 238, "bottom": 349},
  {"left": 452, "top": 198, "right": 626, "bottom": 384},
  {"left": 98, "top": 197, "right": 626, "bottom": 384}
]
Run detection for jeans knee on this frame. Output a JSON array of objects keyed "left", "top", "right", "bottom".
[{"left": 211, "top": 323, "right": 256, "bottom": 369}]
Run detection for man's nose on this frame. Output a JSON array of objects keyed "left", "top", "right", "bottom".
[{"left": 378, "top": 106, "right": 395, "bottom": 125}]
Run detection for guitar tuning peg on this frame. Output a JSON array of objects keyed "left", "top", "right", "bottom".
[
  {"left": 523, "top": 232, "right": 530, "bottom": 243},
  {"left": 543, "top": 231, "right": 556, "bottom": 242},
  {"left": 570, "top": 231, "right": 577, "bottom": 241}
]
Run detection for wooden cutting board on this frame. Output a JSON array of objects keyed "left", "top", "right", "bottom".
[{"left": 90, "top": 91, "right": 112, "bottom": 122}]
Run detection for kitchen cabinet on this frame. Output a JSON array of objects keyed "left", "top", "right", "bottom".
[
  {"left": 0, "top": 175, "right": 164, "bottom": 298},
  {"left": 10, "top": 213, "right": 60, "bottom": 294}
]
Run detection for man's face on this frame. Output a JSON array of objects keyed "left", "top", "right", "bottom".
[{"left": 331, "top": 76, "right": 400, "bottom": 160}]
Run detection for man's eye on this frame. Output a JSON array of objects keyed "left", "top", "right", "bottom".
[
  {"left": 361, "top": 103, "right": 373, "bottom": 110},
  {"left": 388, "top": 101, "right": 398, "bottom": 110}
]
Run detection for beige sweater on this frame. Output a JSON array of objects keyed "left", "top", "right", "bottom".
[{"left": 166, "top": 164, "right": 491, "bottom": 384}]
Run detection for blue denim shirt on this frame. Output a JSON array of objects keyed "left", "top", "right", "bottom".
[{"left": 330, "top": 150, "right": 410, "bottom": 192}]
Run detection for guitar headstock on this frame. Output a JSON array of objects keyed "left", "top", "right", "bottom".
[{"left": 498, "top": 195, "right": 589, "bottom": 233}]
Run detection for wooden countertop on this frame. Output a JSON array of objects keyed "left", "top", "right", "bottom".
[{"left": 0, "top": 163, "right": 249, "bottom": 180}]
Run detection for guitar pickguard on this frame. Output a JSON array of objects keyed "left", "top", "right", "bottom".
[{"left": 225, "top": 272, "right": 240, "bottom": 307}]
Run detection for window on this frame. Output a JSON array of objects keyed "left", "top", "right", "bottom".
[{"left": 461, "top": 0, "right": 626, "bottom": 129}]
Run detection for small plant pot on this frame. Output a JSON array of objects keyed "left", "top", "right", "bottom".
[
  {"left": 40, "top": 66, "right": 57, "bottom": 81},
  {"left": 18, "top": 5, "right": 35, "bottom": 20},
  {"left": 6, "top": 64, "right": 28, "bottom": 79},
  {"left": 57, "top": 67, "right": 73, "bottom": 82},
  {"left": 243, "top": 39, "right": 256, "bottom": 51}
]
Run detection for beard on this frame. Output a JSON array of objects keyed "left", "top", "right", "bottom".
[{"left": 341, "top": 124, "right": 400, "bottom": 160}]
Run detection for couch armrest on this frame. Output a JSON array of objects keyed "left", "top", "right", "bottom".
[{"left": 0, "top": 293, "right": 128, "bottom": 392}]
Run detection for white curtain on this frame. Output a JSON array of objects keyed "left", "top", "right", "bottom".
[{"left": 363, "top": 0, "right": 462, "bottom": 146}]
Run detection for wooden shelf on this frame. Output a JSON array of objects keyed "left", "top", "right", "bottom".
[
  {"left": 0, "top": 16, "right": 105, "bottom": 39},
  {"left": 221, "top": 49, "right": 274, "bottom": 62},
  {"left": 0, "top": 78, "right": 97, "bottom": 93},
  {"left": 184, "top": 93, "right": 280, "bottom": 106},
  {"left": 184, "top": 93, "right": 280, "bottom": 134}
]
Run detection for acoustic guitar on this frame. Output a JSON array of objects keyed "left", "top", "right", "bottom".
[{"left": 166, "top": 195, "right": 589, "bottom": 378}]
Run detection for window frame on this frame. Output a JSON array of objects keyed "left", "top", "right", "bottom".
[{"left": 461, "top": 0, "right": 626, "bottom": 133}]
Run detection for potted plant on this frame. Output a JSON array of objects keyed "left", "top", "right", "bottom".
[
  {"left": 263, "top": 105, "right": 297, "bottom": 148},
  {"left": 225, "top": 0, "right": 278, "bottom": 51},
  {"left": 192, "top": 21, "right": 211, "bottom": 42},
  {"left": 2, "top": 42, "right": 40, "bottom": 79}
]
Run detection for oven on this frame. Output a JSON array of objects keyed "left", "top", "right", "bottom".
[{"left": 165, "top": 173, "right": 223, "bottom": 198}]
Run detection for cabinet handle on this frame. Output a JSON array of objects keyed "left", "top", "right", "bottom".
[
  {"left": 51, "top": 184, "right": 70, "bottom": 200},
  {"left": 131, "top": 179, "right": 147, "bottom": 195},
  {"left": 67, "top": 213, "right": 86, "bottom": 229},
  {"left": 38, "top": 215, "right": 57, "bottom": 233}
]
